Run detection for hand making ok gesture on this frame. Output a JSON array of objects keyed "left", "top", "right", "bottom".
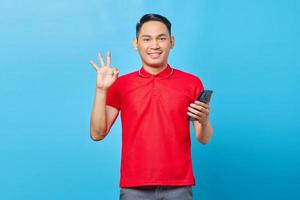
[{"left": 90, "top": 51, "right": 119, "bottom": 90}]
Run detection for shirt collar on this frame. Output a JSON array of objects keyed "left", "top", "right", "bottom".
[{"left": 138, "top": 64, "right": 174, "bottom": 79}]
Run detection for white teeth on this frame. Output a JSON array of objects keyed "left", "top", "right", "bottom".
[
  {"left": 148, "top": 52, "right": 161, "bottom": 54},
  {"left": 149, "top": 53, "right": 160, "bottom": 55},
  {"left": 147, "top": 52, "right": 162, "bottom": 59}
]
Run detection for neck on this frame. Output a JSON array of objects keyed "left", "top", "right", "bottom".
[{"left": 143, "top": 64, "right": 168, "bottom": 75}]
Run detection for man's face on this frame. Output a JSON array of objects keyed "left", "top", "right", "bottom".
[{"left": 134, "top": 21, "right": 174, "bottom": 69}]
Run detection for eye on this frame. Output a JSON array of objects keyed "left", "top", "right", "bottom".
[
  {"left": 143, "top": 38, "right": 150, "bottom": 42},
  {"left": 159, "top": 37, "right": 167, "bottom": 41}
]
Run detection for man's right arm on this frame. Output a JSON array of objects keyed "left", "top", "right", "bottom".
[
  {"left": 89, "top": 51, "right": 119, "bottom": 141},
  {"left": 90, "top": 89, "right": 119, "bottom": 141}
]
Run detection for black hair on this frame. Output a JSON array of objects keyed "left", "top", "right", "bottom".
[{"left": 136, "top": 13, "right": 172, "bottom": 38}]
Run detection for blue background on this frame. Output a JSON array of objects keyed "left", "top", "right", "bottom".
[{"left": 0, "top": 0, "right": 299, "bottom": 199}]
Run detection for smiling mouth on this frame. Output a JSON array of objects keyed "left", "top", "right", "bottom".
[{"left": 148, "top": 52, "right": 162, "bottom": 58}]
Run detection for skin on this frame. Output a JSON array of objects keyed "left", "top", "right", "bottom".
[
  {"left": 89, "top": 20, "right": 213, "bottom": 144},
  {"left": 89, "top": 52, "right": 119, "bottom": 140},
  {"left": 132, "top": 21, "right": 174, "bottom": 74}
]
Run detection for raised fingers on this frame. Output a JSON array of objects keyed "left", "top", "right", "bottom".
[
  {"left": 98, "top": 52, "right": 105, "bottom": 67},
  {"left": 89, "top": 60, "right": 99, "bottom": 71},
  {"left": 107, "top": 51, "right": 111, "bottom": 67}
]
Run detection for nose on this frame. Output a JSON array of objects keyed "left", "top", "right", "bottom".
[{"left": 150, "top": 40, "right": 160, "bottom": 49}]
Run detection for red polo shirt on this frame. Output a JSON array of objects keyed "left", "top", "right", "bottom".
[{"left": 106, "top": 64, "right": 204, "bottom": 188}]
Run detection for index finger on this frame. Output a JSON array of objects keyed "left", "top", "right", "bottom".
[
  {"left": 89, "top": 60, "right": 99, "bottom": 71},
  {"left": 194, "top": 101, "right": 210, "bottom": 108}
]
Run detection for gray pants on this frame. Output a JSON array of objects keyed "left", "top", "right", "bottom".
[{"left": 120, "top": 186, "right": 193, "bottom": 200}]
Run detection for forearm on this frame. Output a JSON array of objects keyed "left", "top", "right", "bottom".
[
  {"left": 90, "top": 89, "right": 108, "bottom": 140},
  {"left": 194, "top": 120, "right": 213, "bottom": 144}
]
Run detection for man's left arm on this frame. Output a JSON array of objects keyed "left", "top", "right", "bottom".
[{"left": 187, "top": 101, "right": 213, "bottom": 144}]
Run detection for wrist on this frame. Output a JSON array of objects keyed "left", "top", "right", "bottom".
[
  {"left": 200, "top": 119, "right": 209, "bottom": 128},
  {"left": 96, "top": 87, "right": 107, "bottom": 94}
]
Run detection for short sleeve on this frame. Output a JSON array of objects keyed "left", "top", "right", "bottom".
[
  {"left": 106, "top": 79, "right": 121, "bottom": 110},
  {"left": 192, "top": 77, "right": 204, "bottom": 101}
]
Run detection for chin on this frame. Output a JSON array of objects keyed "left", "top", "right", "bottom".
[
  {"left": 144, "top": 59, "right": 166, "bottom": 67},
  {"left": 147, "top": 62, "right": 166, "bottom": 68}
]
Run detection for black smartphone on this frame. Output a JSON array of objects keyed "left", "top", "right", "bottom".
[
  {"left": 197, "top": 90, "right": 213, "bottom": 104},
  {"left": 189, "top": 90, "right": 213, "bottom": 121}
]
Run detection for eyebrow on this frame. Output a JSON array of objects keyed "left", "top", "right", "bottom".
[{"left": 141, "top": 34, "right": 168, "bottom": 38}]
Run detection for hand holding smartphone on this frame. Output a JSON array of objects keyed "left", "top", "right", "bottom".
[{"left": 189, "top": 90, "right": 213, "bottom": 121}]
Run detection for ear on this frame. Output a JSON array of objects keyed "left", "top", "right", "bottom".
[
  {"left": 170, "top": 36, "right": 175, "bottom": 49},
  {"left": 132, "top": 38, "right": 138, "bottom": 51}
]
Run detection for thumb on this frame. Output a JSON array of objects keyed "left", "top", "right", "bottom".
[{"left": 112, "top": 68, "right": 119, "bottom": 78}]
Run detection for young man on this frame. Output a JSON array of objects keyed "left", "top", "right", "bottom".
[{"left": 89, "top": 13, "right": 213, "bottom": 200}]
